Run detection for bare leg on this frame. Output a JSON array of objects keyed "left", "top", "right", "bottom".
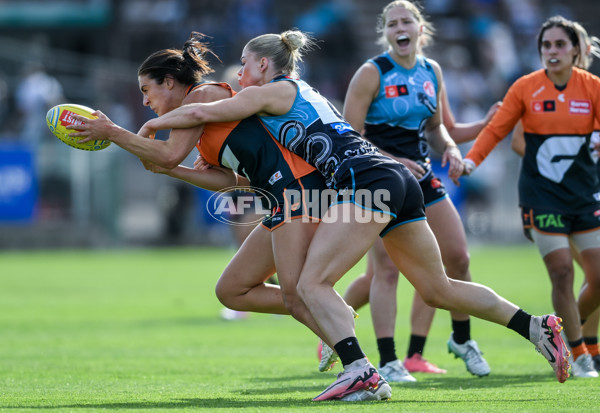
[
  {"left": 215, "top": 225, "right": 286, "bottom": 314},
  {"left": 271, "top": 219, "right": 335, "bottom": 347},
  {"left": 369, "top": 237, "right": 399, "bottom": 340},
  {"left": 542, "top": 248, "right": 581, "bottom": 341},
  {"left": 297, "top": 204, "right": 387, "bottom": 345},
  {"left": 381, "top": 220, "right": 519, "bottom": 325},
  {"left": 343, "top": 252, "right": 374, "bottom": 312},
  {"left": 577, "top": 248, "right": 600, "bottom": 321}
]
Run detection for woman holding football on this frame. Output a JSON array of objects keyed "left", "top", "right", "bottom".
[{"left": 131, "top": 27, "right": 571, "bottom": 397}]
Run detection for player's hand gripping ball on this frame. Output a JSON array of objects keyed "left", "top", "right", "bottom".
[{"left": 46, "top": 104, "right": 111, "bottom": 151}]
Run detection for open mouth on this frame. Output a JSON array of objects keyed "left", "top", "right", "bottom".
[
  {"left": 396, "top": 35, "right": 410, "bottom": 47},
  {"left": 548, "top": 58, "right": 559, "bottom": 64}
]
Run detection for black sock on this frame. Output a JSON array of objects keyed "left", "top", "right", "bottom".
[
  {"left": 407, "top": 334, "right": 427, "bottom": 358},
  {"left": 507, "top": 309, "right": 532, "bottom": 340},
  {"left": 584, "top": 336, "right": 598, "bottom": 346},
  {"left": 377, "top": 337, "right": 397, "bottom": 367},
  {"left": 452, "top": 319, "right": 471, "bottom": 344},
  {"left": 334, "top": 337, "right": 366, "bottom": 367},
  {"left": 568, "top": 337, "right": 584, "bottom": 349}
]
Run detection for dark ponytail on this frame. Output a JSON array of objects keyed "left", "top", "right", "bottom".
[{"left": 138, "top": 32, "right": 219, "bottom": 85}]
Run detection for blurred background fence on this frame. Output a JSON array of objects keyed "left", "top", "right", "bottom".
[{"left": 0, "top": 0, "right": 598, "bottom": 249}]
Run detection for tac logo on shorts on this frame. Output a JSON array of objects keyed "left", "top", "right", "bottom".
[
  {"left": 594, "top": 209, "right": 600, "bottom": 218},
  {"left": 532, "top": 100, "right": 555, "bottom": 112},
  {"left": 385, "top": 85, "right": 409, "bottom": 98},
  {"left": 430, "top": 177, "right": 442, "bottom": 189},
  {"left": 331, "top": 122, "right": 353, "bottom": 134},
  {"left": 569, "top": 99, "right": 591, "bottom": 115}
]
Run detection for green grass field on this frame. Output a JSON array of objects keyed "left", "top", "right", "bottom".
[{"left": 1, "top": 244, "right": 598, "bottom": 412}]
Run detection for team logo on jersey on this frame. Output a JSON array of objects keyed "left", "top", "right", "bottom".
[
  {"left": 430, "top": 177, "right": 442, "bottom": 189},
  {"left": 268, "top": 171, "right": 283, "bottom": 185},
  {"left": 331, "top": 122, "right": 353, "bottom": 134},
  {"left": 423, "top": 81, "right": 435, "bottom": 97},
  {"left": 385, "top": 84, "right": 409, "bottom": 98},
  {"left": 532, "top": 100, "right": 555, "bottom": 112},
  {"left": 569, "top": 99, "right": 591, "bottom": 115}
]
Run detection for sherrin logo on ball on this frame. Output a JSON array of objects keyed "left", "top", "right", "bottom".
[{"left": 46, "top": 104, "right": 111, "bottom": 151}]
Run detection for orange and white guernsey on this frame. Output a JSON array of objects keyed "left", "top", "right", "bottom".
[
  {"left": 465, "top": 67, "right": 600, "bottom": 213},
  {"left": 187, "top": 82, "right": 315, "bottom": 196}
]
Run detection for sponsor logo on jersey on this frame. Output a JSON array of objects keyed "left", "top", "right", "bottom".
[
  {"left": 531, "top": 100, "right": 555, "bottom": 112},
  {"left": 569, "top": 99, "right": 591, "bottom": 115},
  {"left": 423, "top": 81, "right": 435, "bottom": 97},
  {"left": 331, "top": 122, "right": 353, "bottom": 134},
  {"left": 385, "top": 84, "right": 409, "bottom": 98},
  {"left": 268, "top": 171, "right": 283, "bottom": 185},
  {"left": 532, "top": 85, "right": 545, "bottom": 98},
  {"left": 594, "top": 209, "right": 600, "bottom": 218}
]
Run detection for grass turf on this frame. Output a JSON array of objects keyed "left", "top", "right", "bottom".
[{"left": 1, "top": 244, "right": 598, "bottom": 412}]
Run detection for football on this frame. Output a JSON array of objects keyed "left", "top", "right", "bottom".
[{"left": 46, "top": 104, "right": 111, "bottom": 151}]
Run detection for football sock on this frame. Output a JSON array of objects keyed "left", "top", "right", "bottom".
[
  {"left": 407, "top": 334, "right": 427, "bottom": 358},
  {"left": 334, "top": 336, "right": 366, "bottom": 367},
  {"left": 451, "top": 319, "right": 471, "bottom": 344},
  {"left": 507, "top": 309, "right": 532, "bottom": 340},
  {"left": 583, "top": 337, "right": 599, "bottom": 357},
  {"left": 569, "top": 339, "right": 589, "bottom": 361},
  {"left": 377, "top": 337, "right": 397, "bottom": 367}
]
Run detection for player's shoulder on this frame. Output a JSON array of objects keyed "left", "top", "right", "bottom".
[{"left": 187, "top": 82, "right": 233, "bottom": 104}]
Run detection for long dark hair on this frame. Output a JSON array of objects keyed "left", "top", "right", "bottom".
[
  {"left": 537, "top": 16, "right": 580, "bottom": 62},
  {"left": 138, "top": 32, "right": 219, "bottom": 85}
]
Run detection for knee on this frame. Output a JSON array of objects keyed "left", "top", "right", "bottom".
[
  {"left": 296, "top": 277, "right": 311, "bottom": 302},
  {"left": 443, "top": 249, "right": 470, "bottom": 280},
  {"left": 416, "top": 285, "right": 446, "bottom": 309},
  {"left": 281, "top": 290, "right": 305, "bottom": 318},
  {"left": 373, "top": 262, "right": 399, "bottom": 286},
  {"left": 215, "top": 273, "right": 242, "bottom": 309},
  {"left": 547, "top": 264, "right": 574, "bottom": 288},
  {"left": 215, "top": 279, "right": 231, "bottom": 308}
]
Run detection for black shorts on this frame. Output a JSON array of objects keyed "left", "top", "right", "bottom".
[
  {"left": 332, "top": 154, "right": 426, "bottom": 236},
  {"left": 261, "top": 171, "right": 329, "bottom": 231},
  {"left": 420, "top": 171, "right": 448, "bottom": 207},
  {"left": 521, "top": 206, "right": 600, "bottom": 241}
]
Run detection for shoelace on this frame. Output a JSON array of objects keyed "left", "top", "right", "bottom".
[{"left": 464, "top": 343, "right": 485, "bottom": 363}]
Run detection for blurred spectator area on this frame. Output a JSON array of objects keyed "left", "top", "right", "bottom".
[{"left": 0, "top": 0, "right": 599, "bottom": 248}]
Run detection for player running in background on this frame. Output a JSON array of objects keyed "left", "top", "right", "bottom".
[
  {"left": 509, "top": 21, "right": 600, "bottom": 374},
  {"left": 137, "top": 28, "right": 572, "bottom": 397},
  {"left": 464, "top": 15, "right": 600, "bottom": 379},
  {"left": 326, "top": 0, "right": 501, "bottom": 380}
]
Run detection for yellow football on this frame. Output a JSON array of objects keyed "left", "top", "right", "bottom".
[{"left": 46, "top": 104, "right": 111, "bottom": 151}]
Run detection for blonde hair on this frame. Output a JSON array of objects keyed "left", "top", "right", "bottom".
[
  {"left": 573, "top": 22, "right": 600, "bottom": 70},
  {"left": 375, "top": 1, "right": 434, "bottom": 52},
  {"left": 245, "top": 30, "right": 316, "bottom": 78}
]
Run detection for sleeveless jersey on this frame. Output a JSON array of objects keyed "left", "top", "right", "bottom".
[
  {"left": 465, "top": 68, "right": 600, "bottom": 213},
  {"left": 364, "top": 53, "right": 438, "bottom": 163},
  {"left": 258, "top": 76, "right": 378, "bottom": 187},
  {"left": 188, "top": 82, "right": 315, "bottom": 196}
]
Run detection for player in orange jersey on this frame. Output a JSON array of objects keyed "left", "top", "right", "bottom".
[
  {"left": 510, "top": 22, "right": 600, "bottom": 373},
  {"left": 464, "top": 16, "right": 600, "bottom": 378}
]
